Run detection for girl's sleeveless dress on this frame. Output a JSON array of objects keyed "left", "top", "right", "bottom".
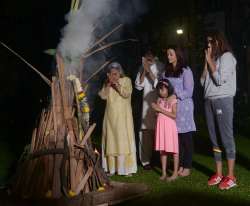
[{"left": 155, "top": 98, "right": 179, "bottom": 153}]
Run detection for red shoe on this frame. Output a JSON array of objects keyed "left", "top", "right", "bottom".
[
  {"left": 219, "top": 176, "right": 237, "bottom": 190},
  {"left": 208, "top": 174, "right": 223, "bottom": 186}
]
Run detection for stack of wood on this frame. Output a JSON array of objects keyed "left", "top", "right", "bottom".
[{"left": 11, "top": 55, "right": 109, "bottom": 199}]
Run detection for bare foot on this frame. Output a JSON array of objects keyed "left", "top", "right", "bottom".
[
  {"left": 179, "top": 168, "right": 191, "bottom": 177},
  {"left": 166, "top": 174, "right": 178, "bottom": 182},
  {"left": 159, "top": 174, "right": 167, "bottom": 180},
  {"left": 106, "top": 173, "right": 114, "bottom": 177},
  {"left": 177, "top": 167, "right": 184, "bottom": 175}
]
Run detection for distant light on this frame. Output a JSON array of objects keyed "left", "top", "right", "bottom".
[{"left": 176, "top": 29, "right": 183, "bottom": 35}]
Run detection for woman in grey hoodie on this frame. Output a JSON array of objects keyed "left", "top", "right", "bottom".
[{"left": 200, "top": 30, "right": 237, "bottom": 190}]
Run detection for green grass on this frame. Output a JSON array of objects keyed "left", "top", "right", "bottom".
[
  {"left": 109, "top": 135, "right": 250, "bottom": 206},
  {"left": 108, "top": 117, "right": 250, "bottom": 206}
]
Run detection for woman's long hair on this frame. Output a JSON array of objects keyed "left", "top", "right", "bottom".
[
  {"left": 164, "top": 45, "right": 187, "bottom": 78},
  {"left": 206, "top": 30, "right": 233, "bottom": 59}
]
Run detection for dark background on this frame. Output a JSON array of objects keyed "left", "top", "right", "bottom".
[{"left": 0, "top": 0, "right": 250, "bottom": 173}]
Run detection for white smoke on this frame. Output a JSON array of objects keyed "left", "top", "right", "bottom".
[
  {"left": 58, "top": 0, "right": 147, "bottom": 74},
  {"left": 58, "top": 0, "right": 113, "bottom": 61}
]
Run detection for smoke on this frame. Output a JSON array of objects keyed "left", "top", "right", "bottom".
[
  {"left": 58, "top": 0, "right": 148, "bottom": 75},
  {"left": 58, "top": 0, "right": 112, "bottom": 61}
]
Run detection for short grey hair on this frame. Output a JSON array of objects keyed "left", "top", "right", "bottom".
[{"left": 107, "top": 62, "right": 124, "bottom": 76}]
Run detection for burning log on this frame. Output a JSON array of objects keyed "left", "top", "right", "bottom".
[
  {"left": 8, "top": 16, "right": 148, "bottom": 204},
  {"left": 11, "top": 55, "right": 110, "bottom": 199}
]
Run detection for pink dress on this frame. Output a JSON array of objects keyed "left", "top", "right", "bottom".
[{"left": 155, "top": 98, "right": 179, "bottom": 153}]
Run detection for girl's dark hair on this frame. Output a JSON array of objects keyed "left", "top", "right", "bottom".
[
  {"left": 205, "top": 30, "right": 233, "bottom": 59},
  {"left": 156, "top": 78, "right": 174, "bottom": 97},
  {"left": 164, "top": 45, "right": 187, "bottom": 78}
]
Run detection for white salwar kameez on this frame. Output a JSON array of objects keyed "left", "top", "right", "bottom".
[{"left": 99, "top": 77, "right": 137, "bottom": 175}]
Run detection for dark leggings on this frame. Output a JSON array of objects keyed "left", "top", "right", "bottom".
[{"left": 179, "top": 132, "right": 193, "bottom": 169}]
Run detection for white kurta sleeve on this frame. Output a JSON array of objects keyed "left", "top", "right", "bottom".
[{"left": 135, "top": 71, "right": 145, "bottom": 91}]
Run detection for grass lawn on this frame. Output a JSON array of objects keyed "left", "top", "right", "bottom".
[
  {"left": 109, "top": 133, "right": 250, "bottom": 206},
  {"left": 0, "top": 118, "right": 250, "bottom": 206},
  {"left": 108, "top": 116, "right": 250, "bottom": 206}
]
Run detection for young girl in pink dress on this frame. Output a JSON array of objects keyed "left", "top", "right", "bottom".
[{"left": 152, "top": 78, "right": 179, "bottom": 181}]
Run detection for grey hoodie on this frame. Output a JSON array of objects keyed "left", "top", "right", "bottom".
[{"left": 200, "top": 52, "right": 236, "bottom": 99}]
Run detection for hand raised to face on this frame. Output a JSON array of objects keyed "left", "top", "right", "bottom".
[
  {"left": 205, "top": 47, "right": 213, "bottom": 64},
  {"left": 107, "top": 68, "right": 120, "bottom": 85}
]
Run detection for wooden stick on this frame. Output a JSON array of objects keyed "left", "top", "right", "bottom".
[
  {"left": 67, "top": 133, "right": 77, "bottom": 192},
  {"left": 30, "top": 128, "right": 37, "bottom": 153},
  {"left": 80, "top": 123, "right": 96, "bottom": 146},
  {"left": 56, "top": 54, "right": 73, "bottom": 126},
  {"left": 72, "top": 81, "right": 84, "bottom": 142},
  {"left": 84, "top": 24, "right": 123, "bottom": 54},
  {"left": 74, "top": 166, "right": 93, "bottom": 195},
  {"left": 74, "top": 159, "right": 84, "bottom": 191},
  {"left": 56, "top": 54, "right": 68, "bottom": 118},
  {"left": 51, "top": 77, "right": 58, "bottom": 139},
  {"left": 41, "top": 109, "right": 53, "bottom": 147},
  {"left": 0, "top": 41, "right": 51, "bottom": 86},
  {"left": 52, "top": 127, "right": 65, "bottom": 198},
  {"left": 37, "top": 110, "right": 50, "bottom": 150},
  {"left": 53, "top": 79, "right": 64, "bottom": 144},
  {"left": 47, "top": 145, "right": 55, "bottom": 191},
  {"left": 35, "top": 110, "right": 47, "bottom": 151},
  {"left": 83, "top": 39, "right": 138, "bottom": 58},
  {"left": 85, "top": 59, "right": 114, "bottom": 83}
]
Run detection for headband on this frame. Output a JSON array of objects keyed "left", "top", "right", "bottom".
[{"left": 159, "top": 81, "right": 168, "bottom": 87}]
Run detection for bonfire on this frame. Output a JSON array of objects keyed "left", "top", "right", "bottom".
[{"left": 0, "top": 1, "right": 148, "bottom": 205}]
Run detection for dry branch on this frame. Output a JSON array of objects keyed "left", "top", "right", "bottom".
[
  {"left": 84, "top": 24, "right": 123, "bottom": 55},
  {"left": 85, "top": 59, "right": 114, "bottom": 83},
  {"left": 0, "top": 41, "right": 51, "bottom": 86},
  {"left": 83, "top": 39, "right": 138, "bottom": 58}
]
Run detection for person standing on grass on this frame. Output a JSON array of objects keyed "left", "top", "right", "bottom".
[
  {"left": 135, "top": 48, "right": 164, "bottom": 170},
  {"left": 162, "top": 46, "right": 196, "bottom": 177},
  {"left": 152, "top": 78, "right": 179, "bottom": 181},
  {"left": 200, "top": 30, "right": 237, "bottom": 190},
  {"left": 99, "top": 62, "right": 137, "bottom": 176}
]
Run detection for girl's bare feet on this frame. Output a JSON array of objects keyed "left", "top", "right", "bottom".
[
  {"left": 177, "top": 167, "right": 184, "bottom": 175},
  {"left": 179, "top": 168, "right": 191, "bottom": 177},
  {"left": 166, "top": 174, "right": 178, "bottom": 182},
  {"left": 159, "top": 174, "right": 167, "bottom": 180}
]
